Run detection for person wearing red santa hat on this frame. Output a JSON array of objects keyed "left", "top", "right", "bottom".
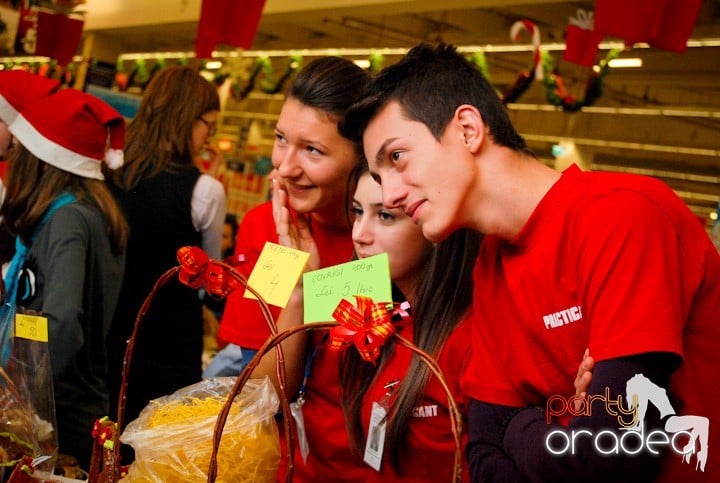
[
  {"left": 0, "top": 70, "right": 61, "bottom": 161},
  {"left": 0, "top": 87, "right": 128, "bottom": 470},
  {"left": 0, "top": 70, "right": 61, "bottom": 261}
]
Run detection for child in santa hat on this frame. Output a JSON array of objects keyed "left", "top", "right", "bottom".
[{"left": 0, "top": 87, "right": 128, "bottom": 470}]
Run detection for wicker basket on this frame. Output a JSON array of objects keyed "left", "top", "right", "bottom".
[{"left": 88, "top": 246, "right": 463, "bottom": 483}]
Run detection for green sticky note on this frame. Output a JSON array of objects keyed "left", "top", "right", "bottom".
[
  {"left": 245, "top": 242, "right": 310, "bottom": 307},
  {"left": 302, "top": 253, "right": 392, "bottom": 323}
]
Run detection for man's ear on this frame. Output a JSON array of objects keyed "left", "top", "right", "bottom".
[{"left": 455, "top": 104, "right": 484, "bottom": 154}]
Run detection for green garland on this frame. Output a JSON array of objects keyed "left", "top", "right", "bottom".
[
  {"left": 127, "top": 58, "right": 150, "bottom": 89},
  {"left": 468, "top": 51, "right": 536, "bottom": 105},
  {"left": 260, "top": 54, "right": 303, "bottom": 94},
  {"left": 108, "top": 42, "right": 619, "bottom": 111},
  {"left": 541, "top": 48, "right": 621, "bottom": 112},
  {"left": 231, "top": 58, "right": 265, "bottom": 101},
  {"left": 229, "top": 54, "right": 303, "bottom": 100},
  {"left": 468, "top": 52, "right": 491, "bottom": 83},
  {"left": 369, "top": 52, "right": 385, "bottom": 73}
]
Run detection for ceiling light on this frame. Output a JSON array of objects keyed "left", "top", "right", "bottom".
[
  {"left": 204, "top": 60, "right": 223, "bottom": 70},
  {"left": 710, "top": 212, "right": 718, "bottom": 221},
  {"left": 608, "top": 58, "right": 642, "bottom": 68}
]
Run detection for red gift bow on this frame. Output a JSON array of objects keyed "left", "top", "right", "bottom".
[
  {"left": 176, "top": 246, "right": 239, "bottom": 298},
  {"left": 92, "top": 417, "right": 115, "bottom": 449},
  {"left": 329, "top": 295, "right": 395, "bottom": 363}
]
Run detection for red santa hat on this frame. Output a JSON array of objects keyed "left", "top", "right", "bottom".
[
  {"left": 9, "top": 89, "right": 125, "bottom": 180},
  {"left": 0, "top": 70, "right": 61, "bottom": 125}
]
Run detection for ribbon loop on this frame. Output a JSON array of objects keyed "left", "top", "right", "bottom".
[
  {"left": 329, "top": 295, "right": 395, "bottom": 363},
  {"left": 392, "top": 300, "right": 412, "bottom": 320},
  {"left": 176, "top": 246, "right": 240, "bottom": 298},
  {"left": 204, "top": 260, "right": 233, "bottom": 298},
  {"left": 177, "top": 246, "right": 209, "bottom": 289},
  {"left": 569, "top": 9, "right": 594, "bottom": 31}
]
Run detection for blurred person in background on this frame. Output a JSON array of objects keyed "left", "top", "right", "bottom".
[
  {"left": 0, "top": 88, "right": 127, "bottom": 468},
  {"left": 105, "top": 66, "right": 225, "bottom": 461}
]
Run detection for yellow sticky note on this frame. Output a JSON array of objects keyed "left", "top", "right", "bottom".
[
  {"left": 244, "top": 242, "right": 310, "bottom": 307},
  {"left": 15, "top": 313, "right": 49, "bottom": 342},
  {"left": 302, "top": 253, "right": 392, "bottom": 323}
]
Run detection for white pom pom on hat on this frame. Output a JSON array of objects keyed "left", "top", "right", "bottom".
[
  {"left": 0, "top": 70, "right": 60, "bottom": 125},
  {"left": 9, "top": 88, "right": 125, "bottom": 180},
  {"left": 104, "top": 148, "right": 124, "bottom": 170}
]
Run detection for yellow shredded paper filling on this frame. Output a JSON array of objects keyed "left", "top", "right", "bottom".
[{"left": 122, "top": 396, "right": 280, "bottom": 483}]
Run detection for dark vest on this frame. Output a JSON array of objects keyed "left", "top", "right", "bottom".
[{"left": 107, "top": 166, "right": 204, "bottom": 426}]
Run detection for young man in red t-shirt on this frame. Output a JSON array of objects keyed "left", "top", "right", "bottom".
[{"left": 341, "top": 43, "right": 720, "bottom": 482}]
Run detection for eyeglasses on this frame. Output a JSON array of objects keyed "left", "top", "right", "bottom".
[{"left": 197, "top": 117, "right": 217, "bottom": 137}]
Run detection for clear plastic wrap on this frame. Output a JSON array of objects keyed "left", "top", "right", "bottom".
[
  {"left": 119, "top": 376, "right": 280, "bottom": 483},
  {"left": 0, "top": 303, "right": 58, "bottom": 478}
]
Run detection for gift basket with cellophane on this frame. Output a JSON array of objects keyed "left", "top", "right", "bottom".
[
  {"left": 85, "top": 246, "right": 462, "bottom": 483},
  {"left": 119, "top": 377, "right": 279, "bottom": 482},
  {"left": 80, "top": 247, "right": 284, "bottom": 483},
  {"left": 0, "top": 280, "right": 58, "bottom": 482}
]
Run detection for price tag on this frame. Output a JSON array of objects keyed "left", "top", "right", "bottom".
[
  {"left": 302, "top": 253, "right": 392, "bottom": 323},
  {"left": 244, "top": 242, "right": 310, "bottom": 307},
  {"left": 15, "top": 313, "right": 49, "bottom": 342}
]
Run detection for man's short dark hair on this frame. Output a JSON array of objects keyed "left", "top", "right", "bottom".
[{"left": 341, "top": 42, "right": 527, "bottom": 152}]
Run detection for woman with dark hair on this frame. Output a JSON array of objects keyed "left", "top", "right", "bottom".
[
  {"left": 339, "top": 161, "right": 479, "bottom": 481},
  {"left": 105, "top": 66, "right": 226, "bottom": 444},
  {"left": 261, "top": 159, "right": 479, "bottom": 481},
  {"left": 0, "top": 89, "right": 128, "bottom": 468},
  {"left": 207, "top": 56, "right": 371, "bottom": 377},
  {"left": 202, "top": 56, "right": 371, "bottom": 481}
]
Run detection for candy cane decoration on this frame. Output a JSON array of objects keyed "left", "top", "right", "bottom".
[{"left": 510, "top": 20, "right": 543, "bottom": 80}]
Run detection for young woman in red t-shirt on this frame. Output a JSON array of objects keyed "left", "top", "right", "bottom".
[
  {"left": 339, "top": 163, "right": 480, "bottom": 482},
  {"left": 206, "top": 57, "right": 371, "bottom": 379},
  {"left": 257, "top": 161, "right": 480, "bottom": 481}
]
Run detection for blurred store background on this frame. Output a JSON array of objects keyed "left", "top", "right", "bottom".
[{"left": 0, "top": 0, "right": 718, "bottom": 233}]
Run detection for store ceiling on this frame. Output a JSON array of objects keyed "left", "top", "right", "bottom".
[{"left": 87, "top": 0, "right": 720, "bottom": 226}]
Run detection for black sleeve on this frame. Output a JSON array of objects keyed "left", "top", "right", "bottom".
[
  {"left": 467, "top": 400, "right": 531, "bottom": 482},
  {"left": 467, "top": 352, "right": 681, "bottom": 483}
]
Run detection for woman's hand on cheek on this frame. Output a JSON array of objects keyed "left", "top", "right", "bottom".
[{"left": 271, "top": 179, "right": 320, "bottom": 272}]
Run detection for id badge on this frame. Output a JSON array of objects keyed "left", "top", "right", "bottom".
[
  {"left": 289, "top": 398, "right": 310, "bottom": 463},
  {"left": 363, "top": 401, "right": 387, "bottom": 471}
]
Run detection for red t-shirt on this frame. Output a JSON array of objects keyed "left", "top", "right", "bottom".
[
  {"left": 291, "top": 331, "right": 370, "bottom": 482},
  {"left": 462, "top": 165, "right": 720, "bottom": 481},
  {"left": 361, "top": 317, "right": 471, "bottom": 482},
  {"left": 218, "top": 201, "right": 354, "bottom": 349}
]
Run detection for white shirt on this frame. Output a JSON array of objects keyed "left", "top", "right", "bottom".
[{"left": 191, "top": 173, "right": 226, "bottom": 260}]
